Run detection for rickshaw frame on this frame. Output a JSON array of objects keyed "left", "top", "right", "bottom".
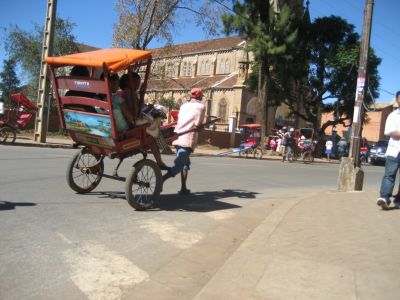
[{"left": 46, "top": 49, "right": 182, "bottom": 210}]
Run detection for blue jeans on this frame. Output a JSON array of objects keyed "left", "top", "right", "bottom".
[
  {"left": 380, "top": 153, "right": 400, "bottom": 200},
  {"left": 168, "top": 147, "right": 191, "bottom": 177}
]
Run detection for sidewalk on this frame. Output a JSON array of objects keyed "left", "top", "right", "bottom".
[
  {"left": 194, "top": 189, "right": 400, "bottom": 300},
  {"left": 7, "top": 135, "right": 337, "bottom": 163}
]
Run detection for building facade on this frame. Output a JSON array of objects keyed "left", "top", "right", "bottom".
[{"left": 146, "top": 0, "right": 306, "bottom": 130}]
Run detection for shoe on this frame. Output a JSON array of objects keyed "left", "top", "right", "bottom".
[
  {"left": 178, "top": 189, "right": 191, "bottom": 195},
  {"left": 394, "top": 201, "right": 400, "bottom": 209},
  {"left": 377, "top": 197, "right": 390, "bottom": 210}
]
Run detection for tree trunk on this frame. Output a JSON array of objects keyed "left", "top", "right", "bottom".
[{"left": 258, "top": 60, "right": 268, "bottom": 139}]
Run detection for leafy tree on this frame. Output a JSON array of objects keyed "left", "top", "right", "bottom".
[
  {"left": 0, "top": 58, "right": 20, "bottom": 102},
  {"left": 222, "top": 0, "right": 299, "bottom": 138},
  {"left": 158, "top": 96, "right": 180, "bottom": 110},
  {"left": 282, "top": 16, "right": 381, "bottom": 133},
  {"left": 3, "top": 18, "right": 78, "bottom": 95},
  {"left": 113, "top": 0, "right": 231, "bottom": 49}
]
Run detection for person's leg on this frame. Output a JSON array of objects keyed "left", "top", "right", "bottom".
[
  {"left": 149, "top": 142, "right": 169, "bottom": 170},
  {"left": 378, "top": 155, "right": 400, "bottom": 208},
  {"left": 178, "top": 156, "right": 191, "bottom": 194}
]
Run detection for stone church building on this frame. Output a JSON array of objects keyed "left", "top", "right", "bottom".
[{"left": 145, "top": 0, "right": 307, "bottom": 131}]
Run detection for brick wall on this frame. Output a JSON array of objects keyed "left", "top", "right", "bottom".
[{"left": 198, "top": 130, "right": 245, "bottom": 148}]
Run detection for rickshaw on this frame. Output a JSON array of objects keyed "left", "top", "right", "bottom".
[
  {"left": 0, "top": 93, "right": 38, "bottom": 144},
  {"left": 238, "top": 124, "right": 264, "bottom": 159},
  {"left": 285, "top": 128, "right": 315, "bottom": 163},
  {"left": 45, "top": 48, "right": 211, "bottom": 210}
]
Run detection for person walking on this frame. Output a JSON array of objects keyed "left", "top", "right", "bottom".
[
  {"left": 325, "top": 139, "right": 333, "bottom": 161},
  {"left": 162, "top": 88, "right": 205, "bottom": 194},
  {"left": 377, "top": 91, "right": 400, "bottom": 210},
  {"left": 282, "top": 128, "right": 295, "bottom": 162}
]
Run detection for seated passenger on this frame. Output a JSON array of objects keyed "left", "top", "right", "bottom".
[
  {"left": 117, "top": 72, "right": 141, "bottom": 114},
  {"left": 109, "top": 74, "right": 135, "bottom": 132}
]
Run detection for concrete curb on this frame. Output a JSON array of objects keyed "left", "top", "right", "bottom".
[{"left": 4, "top": 140, "right": 339, "bottom": 164}]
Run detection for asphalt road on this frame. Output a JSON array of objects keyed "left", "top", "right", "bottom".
[{"left": 0, "top": 146, "right": 383, "bottom": 300}]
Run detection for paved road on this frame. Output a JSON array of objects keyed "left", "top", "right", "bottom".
[{"left": 0, "top": 146, "right": 383, "bottom": 300}]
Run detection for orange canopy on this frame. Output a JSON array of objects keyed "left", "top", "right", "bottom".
[{"left": 45, "top": 48, "right": 152, "bottom": 72}]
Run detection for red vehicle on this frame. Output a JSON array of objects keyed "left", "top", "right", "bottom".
[
  {"left": 45, "top": 48, "right": 216, "bottom": 210},
  {"left": 238, "top": 124, "right": 264, "bottom": 159},
  {"left": 0, "top": 93, "right": 38, "bottom": 143},
  {"left": 285, "top": 128, "right": 316, "bottom": 163}
]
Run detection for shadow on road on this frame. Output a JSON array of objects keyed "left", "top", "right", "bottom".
[
  {"left": 0, "top": 201, "right": 37, "bottom": 211},
  {"left": 157, "top": 189, "right": 258, "bottom": 212},
  {"left": 85, "top": 189, "right": 258, "bottom": 212}
]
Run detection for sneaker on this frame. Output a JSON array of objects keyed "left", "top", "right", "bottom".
[{"left": 377, "top": 197, "right": 390, "bottom": 210}]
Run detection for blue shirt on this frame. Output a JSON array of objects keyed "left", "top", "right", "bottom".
[{"left": 112, "top": 95, "right": 129, "bottom": 131}]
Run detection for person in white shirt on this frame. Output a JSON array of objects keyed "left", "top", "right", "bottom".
[
  {"left": 377, "top": 91, "right": 400, "bottom": 210},
  {"left": 0, "top": 96, "right": 4, "bottom": 120},
  {"left": 325, "top": 139, "right": 333, "bottom": 161}
]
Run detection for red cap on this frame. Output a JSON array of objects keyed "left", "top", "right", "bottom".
[{"left": 189, "top": 88, "right": 203, "bottom": 99}]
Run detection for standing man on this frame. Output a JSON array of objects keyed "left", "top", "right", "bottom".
[
  {"left": 0, "top": 95, "right": 4, "bottom": 121},
  {"left": 325, "top": 139, "right": 333, "bottom": 162},
  {"left": 377, "top": 91, "right": 400, "bottom": 210},
  {"left": 162, "top": 88, "right": 205, "bottom": 194}
]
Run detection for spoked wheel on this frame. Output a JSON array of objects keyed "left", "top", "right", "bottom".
[
  {"left": 253, "top": 148, "right": 264, "bottom": 160},
  {"left": 302, "top": 150, "right": 314, "bottom": 164},
  {"left": 239, "top": 149, "right": 246, "bottom": 157},
  {"left": 125, "top": 159, "right": 162, "bottom": 210},
  {"left": 0, "top": 126, "right": 17, "bottom": 144},
  {"left": 66, "top": 149, "right": 104, "bottom": 193}
]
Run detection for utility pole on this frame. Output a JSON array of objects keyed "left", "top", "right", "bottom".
[
  {"left": 34, "top": 0, "right": 57, "bottom": 143},
  {"left": 338, "top": 0, "right": 374, "bottom": 191}
]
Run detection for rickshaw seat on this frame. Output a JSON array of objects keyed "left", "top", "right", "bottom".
[{"left": 16, "top": 113, "right": 32, "bottom": 126}]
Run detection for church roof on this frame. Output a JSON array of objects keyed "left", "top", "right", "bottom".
[
  {"left": 150, "top": 36, "right": 244, "bottom": 58},
  {"left": 147, "top": 74, "right": 240, "bottom": 91}
]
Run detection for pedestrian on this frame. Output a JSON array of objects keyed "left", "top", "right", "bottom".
[
  {"left": 162, "top": 88, "right": 206, "bottom": 194},
  {"left": 325, "top": 139, "right": 333, "bottom": 161},
  {"left": 282, "top": 128, "right": 295, "bottom": 162},
  {"left": 0, "top": 95, "right": 4, "bottom": 121},
  {"left": 279, "top": 127, "right": 287, "bottom": 156},
  {"left": 377, "top": 91, "right": 400, "bottom": 210},
  {"left": 337, "top": 138, "right": 348, "bottom": 160}
]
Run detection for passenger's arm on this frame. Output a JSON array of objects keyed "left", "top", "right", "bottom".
[{"left": 121, "top": 101, "right": 134, "bottom": 124}]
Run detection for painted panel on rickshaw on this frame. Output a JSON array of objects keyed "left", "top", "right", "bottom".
[{"left": 64, "top": 111, "right": 112, "bottom": 137}]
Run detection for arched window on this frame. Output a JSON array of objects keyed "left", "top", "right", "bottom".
[
  {"left": 204, "top": 61, "right": 210, "bottom": 75},
  {"left": 218, "top": 99, "right": 228, "bottom": 122},
  {"left": 224, "top": 59, "right": 231, "bottom": 73},
  {"left": 219, "top": 59, "right": 225, "bottom": 74},
  {"left": 182, "top": 62, "right": 188, "bottom": 76},
  {"left": 166, "top": 64, "right": 175, "bottom": 77}
]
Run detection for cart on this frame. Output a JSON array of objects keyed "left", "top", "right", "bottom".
[
  {"left": 46, "top": 48, "right": 211, "bottom": 210},
  {"left": 0, "top": 93, "right": 38, "bottom": 143},
  {"left": 238, "top": 124, "right": 264, "bottom": 159}
]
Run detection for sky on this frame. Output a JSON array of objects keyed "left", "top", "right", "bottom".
[{"left": 0, "top": 0, "right": 399, "bottom": 103}]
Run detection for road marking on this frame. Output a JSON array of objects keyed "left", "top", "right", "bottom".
[
  {"left": 139, "top": 219, "right": 203, "bottom": 249},
  {"left": 63, "top": 241, "right": 148, "bottom": 300},
  {"left": 205, "top": 210, "right": 236, "bottom": 220}
]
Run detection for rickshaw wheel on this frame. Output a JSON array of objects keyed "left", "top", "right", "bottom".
[
  {"left": 0, "top": 126, "right": 17, "bottom": 144},
  {"left": 302, "top": 150, "right": 314, "bottom": 164},
  {"left": 67, "top": 149, "right": 104, "bottom": 193},
  {"left": 125, "top": 159, "right": 162, "bottom": 210},
  {"left": 253, "top": 148, "right": 263, "bottom": 160},
  {"left": 239, "top": 149, "right": 246, "bottom": 157}
]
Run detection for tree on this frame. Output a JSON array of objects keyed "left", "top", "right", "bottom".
[
  {"left": 0, "top": 58, "right": 20, "bottom": 101},
  {"left": 222, "top": 0, "right": 299, "bottom": 138},
  {"left": 3, "top": 18, "right": 78, "bottom": 96},
  {"left": 282, "top": 16, "right": 381, "bottom": 133},
  {"left": 113, "top": 0, "right": 230, "bottom": 49}
]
